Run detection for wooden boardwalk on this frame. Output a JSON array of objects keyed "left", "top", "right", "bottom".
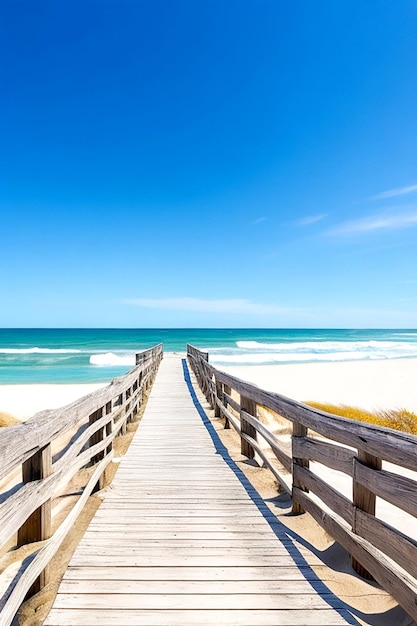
[{"left": 45, "top": 355, "right": 355, "bottom": 626}]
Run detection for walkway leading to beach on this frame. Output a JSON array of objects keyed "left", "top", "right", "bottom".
[{"left": 45, "top": 354, "right": 355, "bottom": 626}]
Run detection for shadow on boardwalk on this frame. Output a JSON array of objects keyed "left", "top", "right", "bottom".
[{"left": 182, "top": 358, "right": 364, "bottom": 626}]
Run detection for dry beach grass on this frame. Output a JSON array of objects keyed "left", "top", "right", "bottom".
[
  {"left": 0, "top": 411, "right": 19, "bottom": 428},
  {"left": 1, "top": 357, "right": 417, "bottom": 625},
  {"left": 305, "top": 402, "right": 417, "bottom": 435}
]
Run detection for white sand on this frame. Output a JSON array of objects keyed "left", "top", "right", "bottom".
[
  {"left": 0, "top": 383, "right": 107, "bottom": 421},
  {"left": 1, "top": 361, "right": 416, "bottom": 548},
  {"left": 220, "top": 357, "right": 417, "bottom": 413},
  {"left": 2, "top": 357, "right": 415, "bottom": 422},
  {"left": 1, "top": 359, "right": 416, "bottom": 624},
  {"left": 223, "top": 357, "right": 417, "bottom": 545}
]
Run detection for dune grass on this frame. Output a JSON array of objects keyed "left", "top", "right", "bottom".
[
  {"left": 0, "top": 411, "right": 19, "bottom": 428},
  {"left": 305, "top": 401, "right": 417, "bottom": 435}
]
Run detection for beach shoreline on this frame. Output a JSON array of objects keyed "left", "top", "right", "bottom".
[
  {"left": 1, "top": 357, "right": 416, "bottom": 421},
  {"left": 2, "top": 355, "right": 417, "bottom": 626}
]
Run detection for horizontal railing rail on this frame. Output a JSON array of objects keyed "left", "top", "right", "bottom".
[
  {"left": 0, "top": 343, "right": 163, "bottom": 626},
  {"left": 187, "top": 343, "right": 417, "bottom": 622}
]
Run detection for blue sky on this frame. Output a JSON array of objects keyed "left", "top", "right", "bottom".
[{"left": 1, "top": 0, "right": 416, "bottom": 328}]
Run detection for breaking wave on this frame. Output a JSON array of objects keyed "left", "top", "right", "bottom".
[
  {"left": 209, "top": 339, "right": 417, "bottom": 365},
  {"left": 90, "top": 353, "right": 136, "bottom": 367},
  {"left": 0, "top": 347, "right": 81, "bottom": 354}
]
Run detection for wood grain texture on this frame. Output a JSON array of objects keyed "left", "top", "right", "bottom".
[
  {"left": 0, "top": 345, "right": 162, "bottom": 626},
  {"left": 295, "top": 488, "right": 417, "bottom": 622},
  {"left": 292, "top": 437, "right": 355, "bottom": 477},
  {"left": 188, "top": 346, "right": 417, "bottom": 471},
  {"left": 352, "top": 452, "right": 382, "bottom": 579},
  {"left": 45, "top": 355, "right": 351, "bottom": 626},
  {"left": 0, "top": 345, "right": 162, "bottom": 481},
  {"left": 187, "top": 344, "right": 417, "bottom": 621}
]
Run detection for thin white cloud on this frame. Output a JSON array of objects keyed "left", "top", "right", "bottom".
[
  {"left": 253, "top": 217, "right": 266, "bottom": 225},
  {"left": 298, "top": 214, "right": 327, "bottom": 226},
  {"left": 326, "top": 210, "right": 417, "bottom": 235},
  {"left": 125, "top": 297, "right": 288, "bottom": 315},
  {"left": 371, "top": 184, "right": 417, "bottom": 200}
]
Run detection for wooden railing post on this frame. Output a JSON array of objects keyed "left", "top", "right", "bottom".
[
  {"left": 352, "top": 450, "right": 382, "bottom": 579},
  {"left": 17, "top": 443, "right": 52, "bottom": 595},
  {"left": 223, "top": 384, "right": 231, "bottom": 429},
  {"left": 240, "top": 395, "right": 257, "bottom": 459},
  {"left": 214, "top": 379, "right": 222, "bottom": 417},
  {"left": 132, "top": 379, "right": 139, "bottom": 418},
  {"left": 89, "top": 406, "right": 105, "bottom": 492},
  {"left": 200, "top": 352, "right": 209, "bottom": 401},
  {"left": 120, "top": 392, "right": 128, "bottom": 435},
  {"left": 105, "top": 401, "right": 113, "bottom": 455},
  {"left": 292, "top": 422, "right": 308, "bottom": 514},
  {"left": 126, "top": 387, "right": 132, "bottom": 423},
  {"left": 89, "top": 407, "right": 104, "bottom": 464},
  {"left": 201, "top": 358, "right": 213, "bottom": 408}
]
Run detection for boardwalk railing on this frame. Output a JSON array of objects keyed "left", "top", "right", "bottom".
[
  {"left": 0, "top": 343, "right": 163, "bottom": 626},
  {"left": 187, "top": 343, "right": 417, "bottom": 621}
]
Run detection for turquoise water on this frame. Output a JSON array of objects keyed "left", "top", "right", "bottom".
[{"left": 1, "top": 328, "right": 417, "bottom": 384}]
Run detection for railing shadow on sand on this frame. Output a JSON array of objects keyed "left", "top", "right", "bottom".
[
  {"left": 186, "top": 343, "right": 417, "bottom": 623},
  {"left": 182, "top": 357, "right": 360, "bottom": 625}
]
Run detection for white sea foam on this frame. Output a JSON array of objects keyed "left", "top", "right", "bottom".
[
  {"left": 236, "top": 340, "right": 414, "bottom": 352},
  {"left": 90, "top": 353, "right": 136, "bottom": 367},
  {"left": 0, "top": 347, "right": 81, "bottom": 354},
  {"left": 209, "top": 339, "right": 417, "bottom": 365},
  {"left": 210, "top": 352, "right": 380, "bottom": 364}
]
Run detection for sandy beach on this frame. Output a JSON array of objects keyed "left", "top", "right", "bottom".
[
  {"left": 212, "top": 358, "right": 417, "bottom": 626},
  {"left": 1, "top": 357, "right": 416, "bottom": 422},
  {"left": 1, "top": 357, "right": 416, "bottom": 626},
  {"left": 0, "top": 383, "right": 107, "bottom": 421},
  {"left": 220, "top": 357, "right": 417, "bottom": 413}
]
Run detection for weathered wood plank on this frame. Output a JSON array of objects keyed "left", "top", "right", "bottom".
[
  {"left": 191, "top": 348, "right": 417, "bottom": 471},
  {"left": 69, "top": 555, "right": 305, "bottom": 568},
  {"left": 352, "top": 451, "right": 382, "bottom": 579},
  {"left": 292, "top": 437, "right": 355, "bottom": 477},
  {"left": 0, "top": 345, "right": 162, "bottom": 626},
  {"left": 80, "top": 529, "right": 283, "bottom": 539},
  {"left": 44, "top": 608, "right": 352, "bottom": 626},
  {"left": 52, "top": 592, "right": 347, "bottom": 610},
  {"left": 294, "top": 488, "right": 417, "bottom": 621},
  {"left": 188, "top": 342, "right": 417, "bottom": 623},
  {"left": 293, "top": 465, "right": 353, "bottom": 526},
  {"left": 354, "top": 462, "right": 417, "bottom": 519},
  {"left": 0, "top": 454, "right": 113, "bottom": 626},
  {"left": 45, "top": 355, "right": 351, "bottom": 626},
  {"left": 57, "top": 579, "right": 329, "bottom": 594},
  {"left": 355, "top": 508, "right": 417, "bottom": 580},
  {"left": 76, "top": 537, "right": 285, "bottom": 547},
  {"left": 292, "top": 422, "right": 308, "bottom": 514},
  {"left": 240, "top": 395, "right": 257, "bottom": 459},
  {"left": 62, "top": 565, "right": 317, "bottom": 581},
  {"left": 241, "top": 409, "right": 292, "bottom": 472},
  {"left": 0, "top": 345, "right": 161, "bottom": 480}
]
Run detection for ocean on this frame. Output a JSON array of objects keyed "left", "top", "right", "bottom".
[{"left": 1, "top": 328, "right": 417, "bottom": 384}]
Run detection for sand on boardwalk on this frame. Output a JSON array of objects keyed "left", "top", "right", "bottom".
[{"left": 1, "top": 358, "right": 417, "bottom": 626}]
